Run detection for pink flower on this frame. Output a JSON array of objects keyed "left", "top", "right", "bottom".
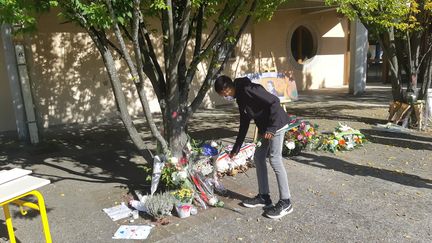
[{"left": 297, "top": 134, "right": 303, "bottom": 140}]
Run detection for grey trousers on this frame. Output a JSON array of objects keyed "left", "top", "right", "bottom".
[{"left": 254, "top": 130, "right": 291, "bottom": 200}]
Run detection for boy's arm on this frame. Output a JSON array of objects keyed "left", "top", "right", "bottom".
[{"left": 231, "top": 109, "right": 250, "bottom": 157}]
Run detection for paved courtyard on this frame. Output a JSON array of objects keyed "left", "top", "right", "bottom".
[{"left": 1, "top": 84, "right": 431, "bottom": 242}]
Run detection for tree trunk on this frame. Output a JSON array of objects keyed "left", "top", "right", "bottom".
[
  {"left": 419, "top": 54, "right": 432, "bottom": 99},
  {"left": 87, "top": 28, "right": 149, "bottom": 156},
  {"left": 166, "top": 112, "right": 187, "bottom": 158},
  {"left": 381, "top": 28, "right": 404, "bottom": 101}
]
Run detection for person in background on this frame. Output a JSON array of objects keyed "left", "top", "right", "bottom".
[{"left": 214, "top": 75, "right": 293, "bottom": 219}]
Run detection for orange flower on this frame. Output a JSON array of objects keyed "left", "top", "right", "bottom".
[
  {"left": 354, "top": 137, "right": 362, "bottom": 144},
  {"left": 338, "top": 139, "right": 346, "bottom": 146}
]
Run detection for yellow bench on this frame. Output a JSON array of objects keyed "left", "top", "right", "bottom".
[{"left": 0, "top": 169, "right": 52, "bottom": 243}]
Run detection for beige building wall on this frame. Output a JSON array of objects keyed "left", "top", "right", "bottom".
[
  {"left": 252, "top": 9, "right": 348, "bottom": 90},
  {"left": 0, "top": 37, "right": 17, "bottom": 132},
  {"left": 28, "top": 10, "right": 154, "bottom": 129},
  {"left": 22, "top": 10, "right": 236, "bottom": 130}
]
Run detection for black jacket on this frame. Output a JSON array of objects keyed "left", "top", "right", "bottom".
[{"left": 232, "top": 77, "right": 289, "bottom": 154}]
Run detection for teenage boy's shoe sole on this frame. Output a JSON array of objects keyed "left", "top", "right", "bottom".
[
  {"left": 265, "top": 205, "right": 294, "bottom": 219},
  {"left": 242, "top": 202, "right": 274, "bottom": 209},
  {"left": 242, "top": 202, "right": 265, "bottom": 208}
]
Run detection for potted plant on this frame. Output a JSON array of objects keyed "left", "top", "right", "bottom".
[{"left": 171, "top": 188, "right": 194, "bottom": 218}]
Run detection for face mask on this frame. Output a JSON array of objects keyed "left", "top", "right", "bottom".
[{"left": 223, "top": 95, "right": 235, "bottom": 101}]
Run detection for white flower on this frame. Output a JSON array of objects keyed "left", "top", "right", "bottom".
[
  {"left": 346, "top": 143, "right": 354, "bottom": 150},
  {"left": 285, "top": 141, "right": 296, "bottom": 150},
  {"left": 171, "top": 172, "right": 180, "bottom": 185},
  {"left": 210, "top": 141, "right": 218, "bottom": 148},
  {"left": 171, "top": 170, "right": 188, "bottom": 185},
  {"left": 208, "top": 197, "right": 218, "bottom": 206},
  {"left": 186, "top": 142, "right": 192, "bottom": 151},
  {"left": 168, "top": 157, "right": 178, "bottom": 165},
  {"left": 338, "top": 123, "right": 352, "bottom": 132},
  {"left": 177, "top": 170, "right": 188, "bottom": 180}
]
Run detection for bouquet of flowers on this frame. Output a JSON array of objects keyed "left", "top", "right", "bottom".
[
  {"left": 171, "top": 188, "right": 194, "bottom": 204},
  {"left": 312, "top": 123, "right": 365, "bottom": 153},
  {"left": 283, "top": 115, "right": 318, "bottom": 156},
  {"left": 160, "top": 156, "right": 190, "bottom": 189}
]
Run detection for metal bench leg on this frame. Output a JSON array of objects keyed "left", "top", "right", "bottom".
[
  {"left": 31, "top": 190, "right": 52, "bottom": 243},
  {"left": 3, "top": 204, "right": 17, "bottom": 243}
]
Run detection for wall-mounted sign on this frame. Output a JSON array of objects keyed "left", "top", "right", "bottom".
[{"left": 245, "top": 72, "right": 298, "bottom": 103}]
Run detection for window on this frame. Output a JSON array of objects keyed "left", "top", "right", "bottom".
[{"left": 290, "top": 25, "right": 316, "bottom": 64}]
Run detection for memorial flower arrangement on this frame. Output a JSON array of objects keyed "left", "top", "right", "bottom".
[
  {"left": 147, "top": 139, "right": 227, "bottom": 214},
  {"left": 283, "top": 115, "right": 319, "bottom": 156},
  {"left": 312, "top": 123, "right": 365, "bottom": 153},
  {"left": 142, "top": 137, "right": 254, "bottom": 219},
  {"left": 281, "top": 116, "right": 365, "bottom": 156}
]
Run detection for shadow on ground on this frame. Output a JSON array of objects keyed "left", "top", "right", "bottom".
[
  {"left": 0, "top": 220, "right": 22, "bottom": 243},
  {"left": 0, "top": 122, "right": 159, "bottom": 214},
  {"left": 0, "top": 108, "right": 241, "bottom": 210},
  {"left": 288, "top": 105, "right": 387, "bottom": 125},
  {"left": 290, "top": 153, "right": 432, "bottom": 189},
  {"left": 361, "top": 129, "right": 432, "bottom": 151}
]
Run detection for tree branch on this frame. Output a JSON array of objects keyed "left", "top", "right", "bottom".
[
  {"left": 132, "top": 0, "right": 169, "bottom": 154},
  {"left": 85, "top": 25, "right": 149, "bottom": 154},
  {"left": 184, "top": 1, "right": 243, "bottom": 94},
  {"left": 170, "top": 0, "right": 191, "bottom": 68},
  {"left": 138, "top": 24, "right": 166, "bottom": 97},
  {"left": 187, "top": 0, "right": 257, "bottom": 118},
  {"left": 105, "top": 0, "right": 137, "bottom": 80}
]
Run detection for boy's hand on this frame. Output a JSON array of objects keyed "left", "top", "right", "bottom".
[
  {"left": 264, "top": 132, "right": 274, "bottom": 140},
  {"left": 229, "top": 151, "right": 237, "bottom": 159}
]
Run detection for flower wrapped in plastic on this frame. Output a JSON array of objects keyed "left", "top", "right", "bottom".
[
  {"left": 189, "top": 171, "right": 224, "bottom": 207},
  {"left": 201, "top": 143, "right": 219, "bottom": 156},
  {"left": 191, "top": 157, "right": 214, "bottom": 176},
  {"left": 215, "top": 143, "right": 256, "bottom": 174},
  {"left": 171, "top": 188, "right": 194, "bottom": 204}
]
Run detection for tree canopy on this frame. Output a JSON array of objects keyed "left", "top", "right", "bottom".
[{"left": 327, "top": 0, "right": 432, "bottom": 103}]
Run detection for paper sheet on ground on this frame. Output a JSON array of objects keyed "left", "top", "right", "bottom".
[
  {"left": 112, "top": 225, "right": 154, "bottom": 240},
  {"left": 102, "top": 204, "right": 132, "bottom": 221},
  {"left": 372, "top": 123, "right": 411, "bottom": 134}
]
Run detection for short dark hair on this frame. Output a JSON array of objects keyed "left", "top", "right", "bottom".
[{"left": 214, "top": 75, "right": 234, "bottom": 93}]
